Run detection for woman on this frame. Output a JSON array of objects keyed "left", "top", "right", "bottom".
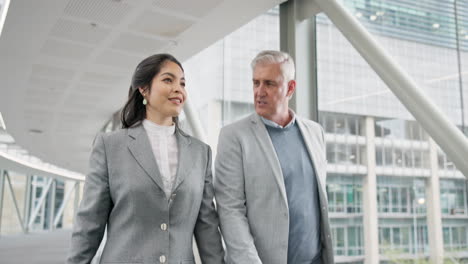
[{"left": 67, "top": 54, "right": 224, "bottom": 264}]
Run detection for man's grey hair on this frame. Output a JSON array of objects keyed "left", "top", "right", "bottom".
[{"left": 251, "top": 50, "right": 295, "bottom": 82}]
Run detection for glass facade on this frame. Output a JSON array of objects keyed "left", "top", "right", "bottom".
[
  {"left": 183, "top": 0, "right": 468, "bottom": 263},
  {"left": 317, "top": 0, "right": 468, "bottom": 263}
]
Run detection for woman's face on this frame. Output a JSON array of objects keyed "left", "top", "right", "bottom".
[{"left": 140, "top": 61, "right": 186, "bottom": 124}]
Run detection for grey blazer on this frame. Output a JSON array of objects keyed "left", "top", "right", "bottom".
[
  {"left": 214, "top": 113, "right": 334, "bottom": 264},
  {"left": 67, "top": 125, "right": 224, "bottom": 264}
]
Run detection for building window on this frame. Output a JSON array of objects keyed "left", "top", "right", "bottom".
[
  {"left": 326, "top": 142, "right": 364, "bottom": 165},
  {"left": 320, "top": 112, "right": 363, "bottom": 136},
  {"left": 327, "top": 175, "right": 363, "bottom": 213},
  {"left": 331, "top": 225, "right": 364, "bottom": 256},
  {"left": 443, "top": 225, "right": 468, "bottom": 251},
  {"left": 440, "top": 180, "right": 467, "bottom": 215},
  {"left": 377, "top": 178, "right": 426, "bottom": 214},
  {"left": 379, "top": 225, "right": 427, "bottom": 254}
]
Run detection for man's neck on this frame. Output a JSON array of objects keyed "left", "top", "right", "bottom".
[{"left": 263, "top": 110, "right": 292, "bottom": 128}]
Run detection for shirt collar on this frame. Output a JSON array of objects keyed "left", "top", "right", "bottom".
[
  {"left": 260, "top": 109, "right": 296, "bottom": 129},
  {"left": 142, "top": 119, "right": 176, "bottom": 136}
]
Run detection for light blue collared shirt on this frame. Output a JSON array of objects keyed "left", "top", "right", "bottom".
[{"left": 260, "top": 109, "right": 296, "bottom": 129}]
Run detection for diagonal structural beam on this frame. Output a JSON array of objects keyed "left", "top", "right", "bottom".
[
  {"left": 313, "top": 0, "right": 468, "bottom": 178},
  {"left": 53, "top": 181, "right": 78, "bottom": 228},
  {"left": 28, "top": 178, "right": 53, "bottom": 229},
  {"left": 5, "top": 171, "right": 25, "bottom": 233}
]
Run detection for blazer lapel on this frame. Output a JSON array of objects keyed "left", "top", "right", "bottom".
[
  {"left": 127, "top": 125, "right": 165, "bottom": 191},
  {"left": 250, "top": 114, "right": 289, "bottom": 207},
  {"left": 296, "top": 117, "right": 325, "bottom": 187},
  {"left": 172, "top": 130, "right": 193, "bottom": 192}
]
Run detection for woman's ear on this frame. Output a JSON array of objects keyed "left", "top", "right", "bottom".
[{"left": 138, "top": 86, "right": 147, "bottom": 96}]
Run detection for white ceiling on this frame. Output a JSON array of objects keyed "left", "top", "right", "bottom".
[{"left": 0, "top": 0, "right": 284, "bottom": 174}]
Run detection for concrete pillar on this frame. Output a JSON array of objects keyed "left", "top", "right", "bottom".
[
  {"left": 363, "top": 116, "right": 379, "bottom": 263},
  {"left": 426, "top": 138, "right": 444, "bottom": 263}
]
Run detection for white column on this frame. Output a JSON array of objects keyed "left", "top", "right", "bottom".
[
  {"left": 280, "top": 0, "right": 321, "bottom": 121},
  {"left": 363, "top": 116, "right": 379, "bottom": 263},
  {"left": 426, "top": 138, "right": 444, "bottom": 263}
]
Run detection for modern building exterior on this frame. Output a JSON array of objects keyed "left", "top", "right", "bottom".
[
  {"left": 183, "top": 0, "right": 468, "bottom": 263},
  {"left": 0, "top": 0, "right": 467, "bottom": 263}
]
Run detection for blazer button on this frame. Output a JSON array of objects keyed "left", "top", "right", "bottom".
[
  {"left": 170, "top": 193, "right": 176, "bottom": 200},
  {"left": 159, "top": 255, "right": 166, "bottom": 263},
  {"left": 161, "top": 223, "right": 168, "bottom": 231}
]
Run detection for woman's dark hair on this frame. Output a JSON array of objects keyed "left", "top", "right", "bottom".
[{"left": 121, "top": 53, "right": 184, "bottom": 128}]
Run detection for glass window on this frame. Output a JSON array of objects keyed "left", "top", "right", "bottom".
[
  {"left": 376, "top": 146, "right": 384, "bottom": 166},
  {"left": 384, "top": 147, "right": 393, "bottom": 166},
  {"left": 403, "top": 149, "right": 413, "bottom": 168},
  {"left": 394, "top": 148, "right": 403, "bottom": 167},
  {"left": 327, "top": 142, "right": 336, "bottom": 163}
]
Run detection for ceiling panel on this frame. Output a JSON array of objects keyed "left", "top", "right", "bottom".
[
  {"left": 40, "top": 39, "right": 93, "bottom": 61},
  {"left": 80, "top": 71, "right": 125, "bottom": 86},
  {"left": 94, "top": 50, "right": 143, "bottom": 69},
  {"left": 50, "top": 18, "right": 112, "bottom": 45},
  {"left": 64, "top": 0, "right": 134, "bottom": 26},
  {"left": 152, "top": 0, "right": 223, "bottom": 17},
  {"left": 111, "top": 32, "right": 167, "bottom": 55},
  {"left": 30, "top": 64, "right": 76, "bottom": 81},
  {"left": 128, "top": 10, "right": 194, "bottom": 38}
]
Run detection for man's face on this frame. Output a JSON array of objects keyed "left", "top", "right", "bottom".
[{"left": 252, "top": 62, "right": 293, "bottom": 121}]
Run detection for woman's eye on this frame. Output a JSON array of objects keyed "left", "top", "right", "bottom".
[
  {"left": 180, "top": 82, "right": 186, "bottom": 87},
  {"left": 163, "top": 78, "right": 172, "bottom": 83}
]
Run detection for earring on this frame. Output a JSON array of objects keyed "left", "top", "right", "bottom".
[{"left": 143, "top": 98, "right": 147, "bottom": 105}]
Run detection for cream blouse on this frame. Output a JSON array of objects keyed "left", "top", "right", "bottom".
[{"left": 142, "top": 119, "right": 178, "bottom": 199}]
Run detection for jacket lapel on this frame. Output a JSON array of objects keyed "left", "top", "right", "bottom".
[
  {"left": 127, "top": 125, "right": 165, "bottom": 191},
  {"left": 296, "top": 117, "right": 325, "bottom": 188},
  {"left": 250, "top": 114, "right": 289, "bottom": 207},
  {"left": 172, "top": 130, "right": 193, "bottom": 192}
]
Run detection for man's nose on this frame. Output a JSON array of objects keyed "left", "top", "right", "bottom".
[{"left": 256, "top": 83, "right": 267, "bottom": 95}]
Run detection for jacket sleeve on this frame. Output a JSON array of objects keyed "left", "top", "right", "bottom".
[
  {"left": 214, "top": 128, "right": 262, "bottom": 264},
  {"left": 67, "top": 133, "right": 113, "bottom": 264},
  {"left": 194, "top": 146, "right": 225, "bottom": 264}
]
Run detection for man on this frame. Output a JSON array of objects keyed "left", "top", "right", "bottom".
[{"left": 214, "top": 50, "right": 333, "bottom": 264}]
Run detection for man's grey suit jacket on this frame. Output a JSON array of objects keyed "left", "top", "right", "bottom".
[
  {"left": 67, "top": 125, "right": 224, "bottom": 264},
  {"left": 214, "top": 113, "right": 334, "bottom": 264}
]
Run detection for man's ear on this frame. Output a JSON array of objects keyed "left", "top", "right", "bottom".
[{"left": 287, "top": 80, "right": 296, "bottom": 99}]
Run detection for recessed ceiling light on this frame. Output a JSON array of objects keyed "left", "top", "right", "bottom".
[
  {"left": 465, "top": 35, "right": 468, "bottom": 40},
  {"left": 376, "top": 11, "right": 385, "bottom": 16},
  {"left": 355, "top": 12, "right": 362, "bottom": 18},
  {"left": 370, "top": 15, "right": 377, "bottom": 21},
  {"left": 29, "top": 129, "right": 43, "bottom": 134},
  {"left": 432, "top": 23, "right": 440, "bottom": 29}
]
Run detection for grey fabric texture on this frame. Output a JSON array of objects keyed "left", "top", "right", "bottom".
[
  {"left": 265, "top": 122, "right": 322, "bottom": 264},
  {"left": 214, "top": 113, "right": 334, "bottom": 264},
  {"left": 67, "top": 125, "right": 224, "bottom": 264}
]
